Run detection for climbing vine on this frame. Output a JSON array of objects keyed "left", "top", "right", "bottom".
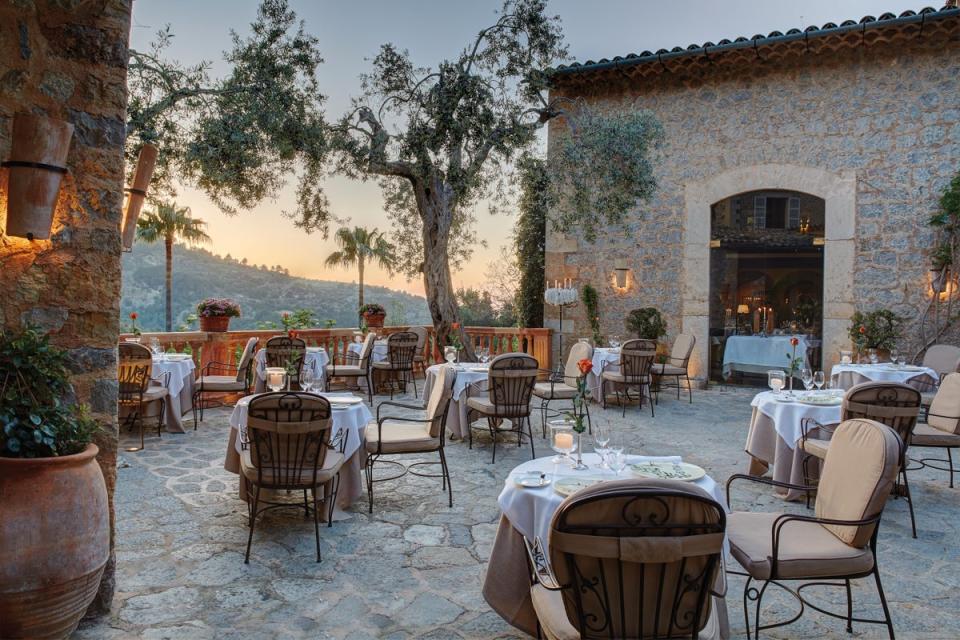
[
  {"left": 582, "top": 284, "right": 602, "bottom": 345},
  {"left": 917, "top": 169, "right": 960, "bottom": 358}
]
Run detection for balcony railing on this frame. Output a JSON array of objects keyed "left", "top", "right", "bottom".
[{"left": 119, "top": 326, "right": 553, "bottom": 373}]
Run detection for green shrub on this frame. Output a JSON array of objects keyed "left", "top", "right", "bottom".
[
  {"left": 848, "top": 310, "right": 903, "bottom": 351},
  {"left": 625, "top": 308, "right": 667, "bottom": 340},
  {"left": 581, "top": 284, "right": 602, "bottom": 344}
]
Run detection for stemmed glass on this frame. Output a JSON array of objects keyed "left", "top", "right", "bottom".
[
  {"left": 301, "top": 368, "right": 316, "bottom": 394},
  {"left": 592, "top": 423, "right": 611, "bottom": 469},
  {"left": 444, "top": 345, "right": 458, "bottom": 364},
  {"left": 609, "top": 335, "right": 621, "bottom": 350},
  {"left": 149, "top": 336, "right": 163, "bottom": 359},
  {"left": 609, "top": 451, "right": 628, "bottom": 477},
  {"left": 767, "top": 370, "right": 785, "bottom": 396},
  {"left": 868, "top": 349, "right": 879, "bottom": 365},
  {"left": 800, "top": 368, "right": 813, "bottom": 397},
  {"left": 478, "top": 348, "right": 490, "bottom": 365},
  {"left": 813, "top": 371, "right": 825, "bottom": 392},
  {"left": 889, "top": 348, "right": 899, "bottom": 367}
]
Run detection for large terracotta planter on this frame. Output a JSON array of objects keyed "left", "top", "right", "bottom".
[
  {"left": 0, "top": 444, "right": 109, "bottom": 639},
  {"left": 3, "top": 113, "right": 75, "bottom": 240},
  {"left": 363, "top": 311, "right": 386, "bottom": 328},
  {"left": 200, "top": 315, "right": 231, "bottom": 332}
]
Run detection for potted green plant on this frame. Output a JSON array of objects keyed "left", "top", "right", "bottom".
[
  {"left": 848, "top": 310, "right": 903, "bottom": 360},
  {"left": 625, "top": 307, "right": 667, "bottom": 341},
  {"left": 0, "top": 325, "right": 107, "bottom": 639},
  {"left": 359, "top": 303, "right": 386, "bottom": 328},
  {"left": 197, "top": 297, "right": 241, "bottom": 332}
]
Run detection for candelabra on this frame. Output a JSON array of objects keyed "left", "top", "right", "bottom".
[{"left": 544, "top": 280, "right": 578, "bottom": 368}]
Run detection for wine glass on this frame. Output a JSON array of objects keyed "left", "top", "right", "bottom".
[
  {"left": 767, "top": 370, "right": 785, "bottom": 396},
  {"left": 813, "top": 370, "right": 825, "bottom": 391},
  {"left": 592, "top": 423, "right": 611, "bottom": 469},
  {"left": 889, "top": 348, "right": 899, "bottom": 367},
  {"left": 444, "top": 345, "right": 457, "bottom": 364},
  {"left": 897, "top": 355, "right": 907, "bottom": 366},
  {"left": 800, "top": 367, "right": 813, "bottom": 394},
  {"left": 609, "top": 451, "right": 628, "bottom": 477},
  {"left": 149, "top": 337, "right": 162, "bottom": 358},
  {"left": 550, "top": 422, "right": 575, "bottom": 465},
  {"left": 868, "top": 349, "right": 879, "bottom": 365},
  {"left": 609, "top": 335, "right": 621, "bottom": 350},
  {"left": 301, "top": 368, "right": 315, "bottom": 393},
  {"left": 479, "top": 348, "right": 490, "bottom": 364}
]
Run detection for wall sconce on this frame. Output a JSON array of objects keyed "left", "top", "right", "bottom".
[
  {"left": 2, "top": 113, "right": 74, "bottom": 240},
  {"left": 121, "top": 143, "right": 158, "bottom": 251},
  {"left": 613, "top": 262, "right": 631, "bottom": 291},
  {"left": 930, "top": 268, "right": 954, "bottom": 300}
]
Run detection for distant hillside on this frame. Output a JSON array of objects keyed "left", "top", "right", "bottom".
[{"left": 121, "top": 242, "right": 431, "bottom": 332}]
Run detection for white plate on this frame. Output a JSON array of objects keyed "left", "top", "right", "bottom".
[
  {"left": 514, "top": 472, "right": 551, "bottom": 488},
  {"left": 553, "top": 476, "right": 605, "bottom": 497},
  {"left": 629, "top": 461, "right": 706, "bottom": 483},
  {"left": 798, "top": 395, "right": 843, "bottom": 406},
  {"left": 164, "top": 353, "right": 192, "bottom": 361},
  {"left": 320, "top": 395, "right": 364, "bottom": 405},
  {"left": 467, "top": 366, "right": 490, "bottom": 373},
  {"left": 306, "top": 346, "right": 325, "bottom": 352}
]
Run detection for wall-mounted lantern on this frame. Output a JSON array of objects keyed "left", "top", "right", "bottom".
[
  {"left": 613, "top": 262, "right": 631, "bottom": 291},
  {"left": 121, "top": 143, "right": 158, "bottom": 251},
  {"left": 2, "top": 113, "right": 74, "bottom": 240}
]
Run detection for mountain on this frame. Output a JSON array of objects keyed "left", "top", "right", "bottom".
[{"left": 120, "top": 242, "right": 431, "bottom": 332}]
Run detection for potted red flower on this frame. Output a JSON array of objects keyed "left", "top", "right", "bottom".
[
  {"left": 197, "top": 298, "right": 241, "bottom": 332},
  {"left": 359, "top": 303, "right": 386, "bottom": 329}
]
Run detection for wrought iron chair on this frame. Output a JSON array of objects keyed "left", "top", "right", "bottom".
[
  {"left": 532, "top": 340, "right": 593, "bottom": 437},
  {"left": 800, "top": 381, "right": 921, "bottom": 537},
  {"left": 264, "top": 335, "right": 307, "bottom": 390},
  {"left": 365, "top": 364, "right": 455, "bottom": 512},
  {"left": 465, "top": 353, "right": 539, "bottom": 463},
  {"left": 193, "top": 336, "right": 257, "bottom": 425},
  {"left": 372, "top": 331, "right": 419, "bottom": 399},
  {"left": 727, "top": 418, "right": 902, "bottom": 639},
  {"left": 651, "top": 333, "right": 696, "bottom": 403},
  {"left": 325, "top": 332, "right": 375, "bottom": 403},
  {"left": 241, "top": 392, "right": 343, "bottom": 564},
  {"left": 910, "top": 372, "right": 960, "bottom": 488},
  {"left": 919, "top": 344, "right": 960, "bottom": 410},
  {"left": 117, "top": 345, "right": 168, "bottom": 452},
  {"left": 526, "top": 479, "right": 726, "bottom": 639},
  {"left": 600, "top": 338, "right": 657, "bottom": 417},
  {"left": 410, "top": 325, "right": 428, "bottom": 377}
]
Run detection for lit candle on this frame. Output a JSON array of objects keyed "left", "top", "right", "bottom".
[
  {"left": 770, "top": 379, "right": 783, "bottom": 392},
  {"left": 554, "top": 432, "right": 574, "bottom": 451},
  {"left": 265, "top": 367, "right": 285, "bottom": 390}
]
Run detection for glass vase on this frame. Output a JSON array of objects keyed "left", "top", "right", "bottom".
[{"left": 572, "top": 432, "right": 588, "bottom": 470}]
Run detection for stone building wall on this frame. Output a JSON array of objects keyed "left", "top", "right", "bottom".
[
  {"left": 0, "top": 0, "right": 132, "bottom": 614},
  {"left": 547, "top": 30, "right": 960, "bottom": 377}
]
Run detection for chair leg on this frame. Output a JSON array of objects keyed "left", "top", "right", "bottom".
[
  {"left": 949, "top": 447, "right": 955, "bottom": 489},
  {"left": 873, "top": 565, "right": 896, "bottom": 639},
  {"left": 648, "top": 383, "right": 655, "bottom": 418},
  {"left": 311, "top": 486, "right": 321, "bottom": 562},
  {"left": 365, "top": 455, "right": 375, "bottom": 514},
  {"left": 601, "top": 379, "right": 607, "bottom": 410},
  {"left": 526, "top": 416, "right": 536, "bottom": 460},
  {"left": 488, "top": 417, "right": 498, "bottom": 464},
  {"left": 686, "top": 374, "right": 693, "bottom": 403},
  {"left": 412, "top": 372, "right": 418, "bottom": 399},
  {"left": 327, "top": 473, "right": 340, "bottom": 527},
  {"left": 901, "top": 467, "right": 918, "bottom": 539},
  {"left": 244, "top": 485, "right": 261, "bottom": 564},
  {"left": 845, "top": 578, "right": 854, "bottom": 633},
  {"left": 303, "top": 489, "right": 309, "bottom": 518},
  {"left": 742, "top": 576, "right": 755, "bottom": 640},
  {"left": 439, "top": 447, "right": 453, "bottom": 508}
]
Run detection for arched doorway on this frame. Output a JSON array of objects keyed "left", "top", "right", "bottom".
[
  {"left": 681, "top": 164, "right": 856, "bottom": 384},
  {"left": 708, "top": 189, "right": 825, "bottom": 383}
]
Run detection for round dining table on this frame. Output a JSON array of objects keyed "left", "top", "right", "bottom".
[
  {"left": 422, "top": 363, "right": 489, "bottom": 438},
  {"left": 254, "top": 346, "right": 329, "bottom": 392},
  {"left": 830, "top": 362, "right": 938, "bottom": 391},
  {"left": 223, "top": 392, "right": 372, "bottom": 519},
  {"left": 483, "top": 453, "right": 729, "bottom": 639},
  {"left": 150, "top": 354, "right": 196, "bottom": 433},
  {"left": 744, "top": 390, "right": 843, "bottom": 500}
]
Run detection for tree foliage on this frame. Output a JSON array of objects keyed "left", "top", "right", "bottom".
[
  {"left": 126, "top": 0, "right": 329, "bottom": 223},
  {"left": 513, "top": 155, "right": 547, "bottom": 327}
]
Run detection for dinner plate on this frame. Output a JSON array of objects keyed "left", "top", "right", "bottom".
[
  {"left": 320, "top": 395, "right": 364, "bottom": 405},
  {"left": 163, "top": 353, "right": 192, "bottom": 361},
  {"left": 306, "top": 346, "right": 325, "bottom": 352},
  {"left": 514, "top": 471, "right": 551, "bottom": 488},
  {"left": 467, "top": 366, "right": 490, "bottom": 373},
  {"left": 553, "top": 476, "right": 605, "bottom": 497},
  {"left": 798, "top": 395, "right": 843, "bottom": 406},
  {"left": 629, "top": 461, "right": 706, "bottom": 483}
]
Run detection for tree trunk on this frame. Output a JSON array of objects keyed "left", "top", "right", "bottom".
[
  {"left": 164, "top": 234, "right": 173, "bottom": 332},
  {"left": 357, "top": 256, "right": 364, "bottom": 324},
  {"left": 417, "top": 179, "right": 474, "bottom": 360}
]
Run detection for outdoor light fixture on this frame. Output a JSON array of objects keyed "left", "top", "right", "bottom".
[
  {"left": 613, "top": 263, "right": 631, "bottom": 290},
  {"left": 121, "top": 144, "right": 158, "bottom": 252},
  {"left": 2, "top": 113, "right": 74, "bottom": 240}
]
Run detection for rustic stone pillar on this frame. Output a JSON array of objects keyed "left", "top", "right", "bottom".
[{"left": 0, "top": 1, "right": 133, "bottom": 617}]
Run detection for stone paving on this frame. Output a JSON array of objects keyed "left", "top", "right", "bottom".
[{"left": 76, "top": 386, "right": 960, "bottom": 639}]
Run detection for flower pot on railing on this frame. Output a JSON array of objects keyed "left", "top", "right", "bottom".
[
  {"left": 362, "top": 311, "right": 386, "bottom": 328},
  {"left": 200, "top": 315, "right": 231, "bottom": 332},
  {"left": 3, "top": 113, "right": 74, "bottom": 240},
  {"left": 0, "top": 444, "right": 109, "bottom": 639},
  {"left": 121, "top": 143, "right": 158, "bottom": 251}
]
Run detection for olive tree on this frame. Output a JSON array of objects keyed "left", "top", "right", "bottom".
[{"left": 324, "top": 0, "right": 661, "bottom": 353}]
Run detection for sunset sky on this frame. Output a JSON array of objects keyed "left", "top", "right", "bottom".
[{"left": 129, "top": 0, "right": 922, "bottom": 297}]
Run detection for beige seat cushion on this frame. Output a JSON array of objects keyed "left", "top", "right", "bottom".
[
  {"left": 911, "top": 422, "right": 960, "bottom": 448},
  {"left": 240, "top": 449, "right": 344, "bottom": 487},
  {"left": 142, "top": 387, "right": 169, "bottom": 401},
  {"left": 325, "top": 365, "right": 366, "bottom": 376},
  {"left": 651, "top": 363, "right": 686, "bottom": 376},
  {"left": 466, "top": 396, "right": 529, "bottom": 417},
  {"left": 365, "top": 419, "right": 440, "bottom": 454},
  {"left": 600, "top": 371, "right": 650, "bottom": 384},
  {"left": 728, "top": 511, "right": 874, "bottom": 580},
  {"left": 197, "top": 375, "right": 245, "bottom": 392},
  {"left": 532, "top": 381, "right": 578, "bottom": 399},
  {"left": 530, "top": 583, "right": 579, "bottom": 640},
  {"left": 920, "top": 391, "right": 936, "bottom": 407},
  {"left": 799, "top": 437, "right": 830, "bottom": 460},
  {"left": 372, "top": 361, "right": 407, "bottom": 371}
]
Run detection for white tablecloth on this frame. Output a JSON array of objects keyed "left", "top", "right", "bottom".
[
  {"left": 588, "top": 347, "right": 620, "bottom": 401},
  {"left": 749, "top": 390, "right": 842, "bottom": 450},
  {"left": 722, "top": 335, "right": 810, "bottom": 378},
  {"left": 830, "top": 363, "right": 938, "bottom": 391},
  {"left": 423, "top": 364, "right": 489, "bottom": 438},
  {"left": 254, "top": 347, "right": 329, "bottom": 392},
  {"left": 151, "top": 356, "right": 195, "bottom": 433},
  {"left": 347, "top": 340, "right": 388, "bottom": 363}
]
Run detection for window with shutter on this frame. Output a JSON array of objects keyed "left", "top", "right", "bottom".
[
  {"left": 753, "top": 196, "right": 766, "bottom": 229},
  {"left": 788, "top": 196, "right": 801, "bottom": 229}
]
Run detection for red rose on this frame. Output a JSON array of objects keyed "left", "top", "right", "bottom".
[
  {"left": 452, "top": 322, "right": 461, "bottom": 330},
  {"left": 130, "top": 312, "right": 138, "bottom": 320},
  {"left": 577, "top": 358, "right": 593, "bottom": 375},
  {"left": 282, "top": 312, "right": 290, "bottom": 319},
  {"left": 790, "top": 337, "right": 799, "bottom": 347},
  {"left": 859, "top": 325, "right": 866, "bottom": 334}
]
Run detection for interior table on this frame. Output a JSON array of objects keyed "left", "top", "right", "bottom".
[
  {"left": 722, "top": 335, "right": 811, "bottom": 379},
  {"left": 744, "top": 390, "right": 842, "bottom": 500},
  {"left": 223, "top": 392, "right": 372, "bottom": 519},
  {"left": 483, "top": 453, "right": 729, "bottom": 638}
]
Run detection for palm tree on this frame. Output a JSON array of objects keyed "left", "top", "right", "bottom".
[
  {"left": 324, "top": 226, "right": 396, "bottom": 319},
  {"left": 136, "top": 201, "right": 211, "bottom": 331}
]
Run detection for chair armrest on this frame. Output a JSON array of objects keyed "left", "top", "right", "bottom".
[
  {"left": 202, "top": 361, "right": 238, "bottom": 377},
  {"left": 376, "top": 400, "right": 426, "bottom": 421},
  {"left": 725, "top": 473, "right": 817, "bottom": 510},
  {"left": 769, "top": 512, "right": 881, "bottom": 578},
  {"left": 329, "top": 427, "right": 346, "bottom": 454},
  {"left": 524, "top": 536, "right": 562, "bottom": 591},
  {"left": 151, "top": 371, "right": 171, "bottom": 388},
  {"left": 800, "top": 418, "right": 840, "bottom": 446}
]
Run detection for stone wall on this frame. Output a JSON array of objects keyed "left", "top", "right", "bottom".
[
  {"left": 0, "top": 0, "right": 132, "bottom": 615},
  {"left": 547, "top": 30, "right": 960, "bottom": 377}
]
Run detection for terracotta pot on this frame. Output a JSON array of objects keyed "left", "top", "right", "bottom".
[
  {"left": 3, "top": 113, "right": 75, "bottom": 240},
  {"left": 200, "top": 315, "right": 231, "bottom": 332},
  {"left": 0, "top": 444, "right": 109, "bottom": 639},
  {"left": 120, "top": 143, "right": 158, "bottom": 251},
  {"left": 363, "top": 311, "right": 386, "bottom": 328}
]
